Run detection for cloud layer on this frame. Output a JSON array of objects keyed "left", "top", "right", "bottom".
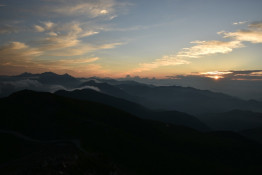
[
  {"left": 130, "top": 21, "right": 262, "bottom": 74},
  {"left": 0, "top": 0, "right": 130, "bottom": 77},
  {"left": 177, "top": 40, "right": 243, "bottom": 58},
  {"left": 221, "top": 22, "right": 262, "bottom": 43}
]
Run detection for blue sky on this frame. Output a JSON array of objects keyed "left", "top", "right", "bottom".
[{"left": 0, "top": 0, "right": 262, "bottom": 78}]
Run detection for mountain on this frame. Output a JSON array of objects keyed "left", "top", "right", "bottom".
[
  {"left": 80, "top": 80, "right": 138, "bottom": 101},
  {"left": 113, "top": 83, "right": 262, "bottom": 115},
  {"left": 55, "top": 88, "right": 208, "bottom": 131},
  {"left": 16, "top": 72, "right": 80, "bottom": 87},
  {"left": 79, "top": 80, "right": 262, "bottom": 115},
  {"left": 2, "top": 72, "right": 262, "bottom": 115},
  {"left": 0, "top": 72, "right": 81, "bottom": 98},
  {"left": 1, "top": 90, "right": 262, "bottom": 174},
  {"left": 198, "top": 110, "right": 262, "bottom": 131}
]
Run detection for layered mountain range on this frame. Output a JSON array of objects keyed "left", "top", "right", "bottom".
[{"left": 1, "top": 72, "right": 262, "bottom": 174}]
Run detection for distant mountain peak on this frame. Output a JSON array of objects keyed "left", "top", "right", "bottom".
[{"left": 41, "top": 72, "right": 59, "bottom": 76}]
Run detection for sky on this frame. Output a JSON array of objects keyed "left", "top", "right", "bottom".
[{"left": 0, "top": 0, "right": 262, "bottom": 79}]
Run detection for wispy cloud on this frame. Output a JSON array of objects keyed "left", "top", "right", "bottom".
[
  {"left": 130, "top": 40, "right": 243, "bottom": 73},
  {"left": 196, "top": 70, "right": 262, "bottom": 80},
  {"left": 233, "top": 21, "right": 248, "bottom": 25},
  {"left": 49, "top": 0, "right": 120, "bottom": 19},
  {"left": 130, "top": 21, "right": 262, "bottom": 74},
  {"left": 221, "top": 22, "right": 262, "bottom": 43},
  {"left": 45, "top": 42, "right": 123, "bottom": 57},
  {"left": 129, "top": 40, "right": 243, "bottom": 74},
  {"left": 0, "top": 42, "right": 42, "bottom": 65},
  {"left": 50, "top": 57, "right": 99, "bottom": 66},
  {"left": 199, "top": 71, "right": 233, "bottom": 79},
  {"left": 33, "top": 21, "right": 120, "bottom": 55},
  {"left": 132, "top": 55, "right": 190, "bottom": 73},
  {"left": 177, "top": 40, "right": 244, "bottom": 58},
  {"left": 34, "top": 25, "right": 45, "bottom": 32},
  {"left": 0, "top": 0, "right": 129, "bottom": 76}
]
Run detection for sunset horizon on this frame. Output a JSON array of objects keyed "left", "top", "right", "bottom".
[{"left": 1, "top": 1, "right": 262, "bottom": 174}]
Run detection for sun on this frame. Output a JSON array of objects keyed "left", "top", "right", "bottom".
[
  {"left": 206, "top": 75, "right": 223, "bottom": 80},
  {"left": 213, "top": 75, "right": 221, "bottom": 80}
]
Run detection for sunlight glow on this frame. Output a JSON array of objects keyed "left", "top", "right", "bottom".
[
  {"left": 208, "top": 75, "right": 222, "bottom": 80},
  {"left": 200, "top": 71, "right": 233, "bottom": 80}
]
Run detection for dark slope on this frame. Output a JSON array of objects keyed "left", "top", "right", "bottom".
[
  {"left": 198, "top": 110, "right": 262, "bottom": 131},
  {"left": 240, "top": 127, "right": 262, "bottom": 143},
  {"left": 0, "top": 132, "right": 122, "bottom": 175},
  {"left": 1, "top": 90, "right": 262, "bottom": 174},
  {"left": 0, "top": 132, "right": 44, "bottom": 165},
  {"left": 55, "top": 88, "right": 208, "bottom": 131}
]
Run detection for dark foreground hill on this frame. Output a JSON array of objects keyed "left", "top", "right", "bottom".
[
  {"left": 1, "top": 90, "right": 262, "bottom": 175},
  {"left": 0, "top": 132, "right": 123, "bottom": 175},
  {"left": 55, "top": 88, "right": 208, "bottom": 131}
]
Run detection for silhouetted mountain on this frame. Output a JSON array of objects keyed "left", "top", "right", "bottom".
[
  {"left": 0, "top": 72, "right": 81, "bottom": 97},
  {"left": 1, "top": 90, "right": 262, "bottom": 174},
  {"left": 198, "top": 110, "right": 262, "bottom": 131},
  {"left": 80, "top": 80, "right": 138, "bottom": 101},
  {"left": 2, "top": 72, "right": 262, "bottom": 115},
  {"left": 55, "top": 88, "right": 208, "bottom": 131},
  {"left": 81, "top": 77, "right": 144, "bottom": 86},
  {"left": 113, "top": 84, "right": 262, "bottom": 115},
  {"left": 17, "top": 72, "right": 80, "bottom": 87}
]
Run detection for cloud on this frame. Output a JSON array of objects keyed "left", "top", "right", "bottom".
[
  {"left": 36, "top": 22, "right": 111, "bottom": 53},
  {"left": 0, "top": 1, "right": 128, "bottom": 77},
  {"left": 0, "top": 79, "right": 43, "bottom": 97},
  {"left": 177, "top": 40, "right": 244, "bottom": 58},
  {"left": 44, "top": 57, "right": 100, "bottom": 68},
  {"left": 48, "top": 84, "right": 101, "bottom": 94},
  {"left": 132, "top": 55, "right": 190, "bottom": 73},
  {"left": 47, "top": 32, "right": 58, "bottom": 36},
  {"left": 45, "top": 42, "right": 123, "bottom": 56},
  {"left": 196, "top": 70, "right": 262, "bottom": 80},
  {"left": 43, "top": 21, "right": 54, "bottom": 30},
  {"left": 130, "top": 22, "right": 262, "bottom": 74},
  {"left": 221, "top": 22, "right": 262, "bottom": 43},
  {"left": 199, "top": 71, "right": 233, "bottom": 79},
  {"left": 81, "top": 31, "right": 99, "bottom": 37},
  {"left": 37, "top": 22, "right": 82, "bottom": 51},
  {"left": 233, "top": 21, "right": 248, "bottom": 25},
  {"left": 0, "top": 42, "right": 42, "bottom": 66},
  {"left": 1, "top": 79, "right": 42, "bottom": 88},
  {"left": 0, "top": 4, "right": 6, "bottom": 7},
  {"left": 34, "top": 25, "right": 45, "bottom": 32},
  {"left": 51, "top": 0, "right": 118, "bottom": 18},
  {"left": 34, "top": 21, "right": 55, "bottom": 32},
  {"left": 68, "top": 85, "right": 101, "bottom": 92},
  {"left": 41, "top": 35, "right": 80, "bottom": 50},
  {"left": 130, "top": 40, "right": 244, "bottom": 74},
  {"left": 59, "top": 57, "right": 99, "bottom": 64}
]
